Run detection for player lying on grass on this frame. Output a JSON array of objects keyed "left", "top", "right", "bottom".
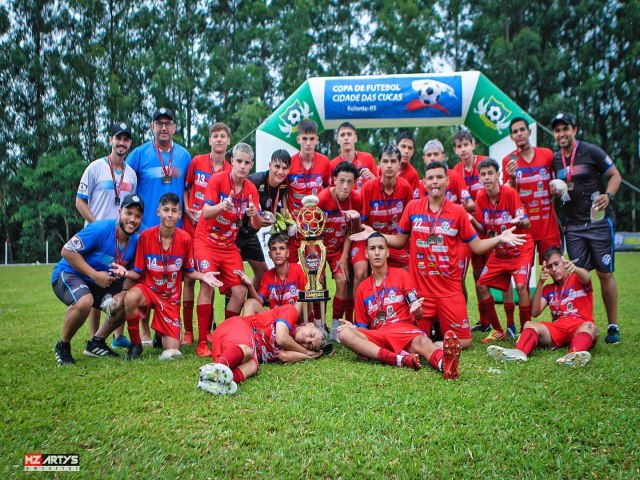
[
  {"left": 198, "top": 304, "right": 326, "bottom": 395},
  {"left": 337, "top": 233, "right": 461, "bottom": 379},
  {"left": 487, "top": 246, "right": 598, "bottom": 367}
]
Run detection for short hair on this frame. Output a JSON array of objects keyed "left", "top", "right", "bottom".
[
  {"left": 366, "top": 231, "right": 387, "bottom": 246},
  {"left": 423, "top": 139, "right": 445, "bottom": 154},
  {"left": 232, "top": 142, "right": 254, "bottom": 160},
  {"left": 314, "top": 324, "right": 328, "bottom": 350},
  {"left": 270, "top": 149, "right": 291, "bottom": 168},
  {"left": 543, "top": 246, "right": 564, "bottom": 262},
  {"left": 332, "top": 161, "right": 359, "bottom": 179},
  {"left": 395, "top": 131, "right": 415, "bottom": 146},
  {"left": 379, "top": 144, "right": 401, "bottom": 161},
  {"left": 337, "top": 121, "right": 357, "bottom": 136},
  {"left": 477, "top": 158, "right": 500, "bottom": 173},
  {"left": 158, "top": 192, "right": 180, "bottom": 206},
  {"left": 268, "top": 232, "right": 289, "bottom": 248},
  {"left": 509, "top": 117, "right": 529, "bottom": 132},
  {"left": 210, "top": 122, "right": 230, "bottom": 137},
  {"left": 425, "top": 160, "right": 447, "bottom": 174},
  {"left": 297, "top": 119, "right": 318, "bottom": 135},
  {"left": 452, "top": 130, "right": 475, "bottom": 145}
]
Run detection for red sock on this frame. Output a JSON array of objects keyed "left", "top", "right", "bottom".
[
  {"left": 519, "top": 305, "right": 531, "bottom": 330},
  {"left": 232, "top": 368, "right": 245, "bottom": 383},
  {"left": 126, "top": 313, "right": 142, "bottom": 344},
  {"left": 332, "top": 297, "right": 346, "bottom": 320},
  {"left": 218, "top": 345, "right": 245, "bottom": 369},
  {"left": 429, "top": 348, "right": 444, "bottom": 371},
  {"left": 515, "top": 328, "right": 538, "bottom": 355},
  {"left": 225, "top": 308, "right": 239, "bottom": 319},
  {"left": 196, "top": 304, "right": 212, "bottom": 343},
  {"left": 377, "top": 348, "right": 399, "bottom": 367},
  {"left": 477, "top": 299, "right": 490, "bottom": 328},
  {"left": 569, "top": 331, "right": 594, "bottom": 352},
  {"left": 480, "top": 297, "right": 503, "bottom": 332},
  {"left": 344, "top": 299, "right": 354, "bottom": 322},
  {"left": 504, "top": 302, "right": 515, "bottom": 327},
  {"left": 183, "top": 300, "right": 194, "bottom": 332}
]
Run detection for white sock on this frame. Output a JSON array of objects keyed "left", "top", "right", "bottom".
[{"left": 396, "top": 355, "right": 403, "bottom": 366}]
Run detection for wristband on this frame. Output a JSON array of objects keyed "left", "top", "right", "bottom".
[{"left": 606, "top": 192, "right": 614, "bottom": 202}]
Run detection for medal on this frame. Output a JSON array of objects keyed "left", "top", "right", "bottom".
[
  {"left": 154, "top": 140, "right": 174, "bottom": 185},
  {"left": 376, "top": 311, "right": 386, "bottom": 324},
  {"left": 114, "top": 196, "right": 120, "bottom": 206},
  {"left": 488, "top": 231, "right": 497, "bottom": 238},
  {"left": 427, "top": 234, "right": 437, "bottom": 244},
  {"left": 162, "top": 175, "right": 172, "bottom": 184},
  {"left": 236, "top": 218, "right": 242, "bottom": 228},
  {"left": 567, "top": 182, "right": 574, "bottom": 191},
  {"left": 163, "top": 274, "right": 168, "bottom": 282}
]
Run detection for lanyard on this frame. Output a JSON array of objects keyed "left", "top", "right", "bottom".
[
  {"left": 301, "top": 157, "right": 315, "bottom": 186},
  {"left": 427, "top": 198, "right": 447, "bottom": 235},
  {"left": 157, "top": 230, "right": 174, "bottom": 282},
  {"left": 114, "top": 226, "right": 130, "bottom": 266},
  {"left": 107, "top": 156, "right": 125, "bottom": 201},
  {"left": 488, "top": 188, "right": 501, "bottom": 234},
  {"left": 229, "top": 173, "right": 245, "bottom": 219},
  {"left": 274, "top": 263, "right": 290, "bottom": 304},
  {"left": 561, "top": 141, "right": 579, "bottom": 183},
  {"left": 552, "top": 274, "right": 572, "bottom": 319},
  {"left": 371, "top": 270, "right": 389, "bottom": 316},
  {"left": 266, "top": 176, "right": 281, "bottom": 214},
  {"left": 330, "top": 186, "right": 352, "bottom": 213},
  {"left": 154, "top": 140, "right": 174, "bottom": 177}
]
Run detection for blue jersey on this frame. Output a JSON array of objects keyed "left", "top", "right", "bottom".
[
  {"left": 126, "top": 140, "right": 191, "bottom": 230},
  {"left": 51, "top": 219, "right": 139, "bottom": 284}
]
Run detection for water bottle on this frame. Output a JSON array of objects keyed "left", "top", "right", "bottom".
[{"left": 590, "top": 192, "right": 605, "bottom": 222}]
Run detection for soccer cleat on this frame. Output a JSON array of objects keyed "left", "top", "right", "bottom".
[
  {"left": 199, "top": 363, "right": 233, "bottom": 384},
  {"left": 159, "top": 349, "right": 183, "bottom": 361},
  {"left": 556, "top": 351, "right": 591, "bottom": 367},
  {"left": 182, "top": 331, "right": 194, "bottom": 345},
  {"left": 197, "top": 379, "right": 238, "bottom": 396},
  {"left": 443, "top": 330, "right": 461, "bottom": 380},
  {"left": 55, "top": 341, "right": 75, "bottom": 366},
  {"left": 604, "top": 324, "right": 620, "bottom": 344},
  {"left": 401, "top": 353, "right": 422, "bottom": 371},
  {"left": 487, "top": 345, "right": 527, "bottom": 363},
  {"left": 196, "top": 341, "right": 212, "bottom": 358},
  {"left": 506, "top": 324, "right": 517, "bottom": 339},
  {"left": 471, "top": 322, "right": 492, "bottom": 333},
  {"left": 152, "top": 333, "right": 162, "bottom": 349},
  {"left": 141, "top": 337, "right": 153, "bottom": 347},
  {"left": 111, "top": 335, "right": 131, "bottom": 349},
  {"left": 480, "top": 330, "right": 506, "bottom": 344},
  {"left": 124, "top": 343, "right": 143, "bottom": 361},
  {"left": 84, "top": 337, "right": 119, "bottom": 357}
]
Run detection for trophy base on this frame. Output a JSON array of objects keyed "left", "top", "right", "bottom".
[{"left": 298, "top": 290, "right": 331, "bottom": 302}]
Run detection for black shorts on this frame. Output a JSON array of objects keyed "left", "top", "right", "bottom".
[
  {"left": 52, "top": 271, "right": 123, "bottom": 308},
  {"left": 235, "top": 233, "right": 265, "bottom": 262},
  {"left": 565, "top": 218, "right": 615, "bottom": 273}
]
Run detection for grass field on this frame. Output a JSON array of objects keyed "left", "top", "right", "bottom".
[{"left": 1, "top": 254, "right": 639, "bottom": 479}]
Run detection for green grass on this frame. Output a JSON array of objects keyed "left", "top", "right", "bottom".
[{"left": 1, "top": 254, "right": 639, "bottom": 479}]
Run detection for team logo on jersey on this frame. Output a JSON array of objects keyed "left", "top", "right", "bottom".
[
  {"left": 289, "top": 285, "right": 296, "bottom": 294},
  {"left": 396, "top": 201, "right": 403, "bottom": 210},
  {"left": 64, "top": 235, "right": 84, "bottom": 252},
  {"left": 474, "top": 95, "right": 512, "bottom": 133},
  {"left": 278, "top": 99, "right": 313, "bottom": 137},
  {"left": 516, "top": 208, "right": 524, "bottom": 217},
  {"left": 388, "top": 290, "right": 396, "bottom": 302},
  {"left": 200, "top": 260, "right": 210, "bottom": 270},
  {"left": 502, "top": 212, "right": 510, "bottom": 221},
  {"left": 175, "top": 258, "right": 182, "bottom": 269},
  {"left": 405, "top": 80, "right": 457, "bottom": 115},
  {"left": 481, "top": 266, "right": 488, "bottom": 275},
  {"left": 78, "top": 182, "right": 88, "bottom": 193},
  {"left": 568, "top": 288, "right": 575, "bottom": 300},
  {"left": 441, "top": 221, "right": 450, "bottom": 232},
  {"left": 195, "top": 192, "right": 205, "bottom": 200}
]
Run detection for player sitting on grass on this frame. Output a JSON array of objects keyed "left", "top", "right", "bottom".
[
  {"left": 487, "top": 246, "right": 597, "bottom": 367},
  {"left": 337, "top": 232, "right": 461, "bottom": 380},
  {"left": 198, "top": 304, "right": 325, "bottom": 395}
]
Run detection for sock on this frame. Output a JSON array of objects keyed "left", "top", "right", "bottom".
[
  {"left": 232, "top": 368, "right": 245, "bottom": 384},
  {"left": 183, "top": 300, "right": 194, "bottom": 332},
  {"left": 332, "top": 297, "right": 346, "bottom": 320},
  {"left": 196, "top": 304, "right": 212, "bottom": 343},
  {"left": 312, "top": 302, "right": 322, "bottom": 322},
  {"left": 515, "top": 328, "right": 538, "bottom": 355},
  {"left": 569, "top": 331, "right": 594, "bottom": 352},
  {"left": 125, "top": 313, "right": 142, "bottom": 344},
  {"left": 218, "top": 345, "right": 245, "bottom": 369},
  {"left": 477, "top": 299, "right": 490, "bottom": 327},
  {"left": 504, "top": 302, "right": 515, "bottom": 327},
  {"left": 429, "top": 348, "right": 444, "bottom": 372},
  {"left": 344, "top": 299, "right": 354, "bottom": 322},
  {"left": 377, "top": 348, "right": 400, "bottom": 367},
  {"left": 480, "top": 297, "right": 503, "bottom": 332},
  {"left": 225, "top": 308, "right": 239, "bottom": 319},
  {"left": 519, "top": 305, "right": 531, "bottom": 331}
]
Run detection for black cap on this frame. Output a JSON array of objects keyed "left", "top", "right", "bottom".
[
  {"left": 153, "top": 107, "right": 175, "bottom": 121},
  {"left": 111, "top": 121, "right": 132, "bottom": 138},
  {"left": 551, "top": 112, "right": 576, "bottom": 128},
  {"left": 120, "top": 194, "right": 144, "bottom": 213}
]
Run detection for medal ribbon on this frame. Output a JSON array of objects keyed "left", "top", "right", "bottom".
[
  {"left": 114, "top": 226, "right": 130, "bottom": 266},
  {"left": 107, "top": 156, "right": 125, "bottom": 202},
  {"left": 229, "top": 173, "right": 246, "bottom": 223},
  {"left": 371, "top": 270, "right": 389, "bottom": 319},
  {"left": 274, "top": 263, "right": 290, "bottom": 305},
  {"left": 561, "top": 140, "right": 579, "bottom": 183},
  {"left": 552, "top": 274, "right": 572, "bottom": 320},
  {"left": 488, "top": 188, "right": 501, "bottom": 235},
  {"left": 427, "top": 198, "right": 447, "bottom": 235},
  {"left": 157, "top": 229, "right": 174, "bottom": 283},
  {"left": 154, "top": 140, "right": 174, "bottom": 179},
  {"left": 381, "top": 178, "right": 396, "bottom": 230}
]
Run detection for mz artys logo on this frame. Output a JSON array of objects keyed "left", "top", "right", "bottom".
[
  {"left": 474, "top": 95, "right": 512, "bottom": 133},
  {"left": 279, "top": 99, "right": 313, "bottom": 136}
]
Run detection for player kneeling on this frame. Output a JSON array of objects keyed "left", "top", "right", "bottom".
[
  {"left": 487, "top": 246, "right": 597, "bottom": 367},
  {"left": 338, "top": 233, "right": 461, "bottom": 380},
  {"left": 198, "top": 304, "right": 325, "bottom": 395}
]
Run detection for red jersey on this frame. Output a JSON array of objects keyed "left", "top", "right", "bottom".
[
  {"left": 361, "top": 177, "right": 413, "bottom": 235},
  {"left": 330, "top": 151, "right": 377, "bottom": 193},
  {"left": 258, "top": 263, "right": 307, "bottom": 308},
  {"left": 398, "top": 162, "right": 420, "bottom": 199},
  {"left": 287, "top": 152, "right": 332, "bottom": 217},
  {"left": 133, "top": 226, "right": 194, "bottom": 304},
  {"left": 317, "top": 187, "right": 363, "bottom": 255},
  {"left": 453, "top": 155, "right": 487, "bottom": 200},
  {"left": 501, "top": 147, "right": 559, "bottom": 241},
  {"left": 354, "top": 267, "right": 418, "bottom": 330},
  {"left": 185, "top": 154, "right": 231, "bottom": 213},
  {"left": 194, "top": 172, "right": 260, "bottom": 248},
  {"left": 541, "top": 273, "right": 593, "bottom": 322},
  {"left": 244, "top": 304, "right": 299, "bottom": 363},
  {"left": 474, "top": 185, "right": 532, "bottom": 259},
  {"left": 418, "top": 168, "right": 471, "bottom": 205},
  {"left": 398, "top": 198, "right": 477, "bottom": 297}
]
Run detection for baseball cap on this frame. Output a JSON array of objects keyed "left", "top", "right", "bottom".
[
  {"left": 153, "top": 107, "right": 175, "bottom": 121},
  {"left": 551, "top": 112, "right": 576, "bottom": 128},
  {"left": 120, "top": 194, "right": 145, "bottom": 213},
  {"left": 111, "top": 121, "right": 132, "bottom": 138}
]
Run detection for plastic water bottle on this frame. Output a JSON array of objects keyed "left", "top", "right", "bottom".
[{"left": 590, "top": 192, "right": 605, "bottom": 222}]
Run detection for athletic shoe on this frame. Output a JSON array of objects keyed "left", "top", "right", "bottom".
[
  {"left": 605, "top": 324, "right": 620, "bottom": 344},
  {"left": 322, "top": 343, "right": 335, "bottom": 355},
  {"left": 443, "top": 330, "right": 461, "bottom": 380},
  {"left": 480, "top": 330, "right": 506, "bottom": 344},
  {"left": 111, "top": 335, "right": 131, "bottom": 349},
  {"left": 471, "top": 322, "right": 492, "bottom": 333},
  {"left": 84, "top": 337, "right": 119, "bottom": 357},
  {"left": 556, "top": 351, "right": 591, "bottom": 367},
  {"left": 199, "top": 363, "right": 233, "bottom": 384},
  {"left": 181, "top": 331, "right": 194, "bottom": 345},
  {"left": 506, "top": 324, "right": 517, "bottom": 339},
  {"left": 124, "top": 343, "right": 143, "bottom": 361},
  {"left": 159, "top": 349, "right": 183, "bottom": 361},
  {"left": 401, "top": 353, "right": 422, "bottom": 370},
  {"left": 55, "top": 341, "right": 75, "bottom": 366},
  {"left": 197, "top": 379, "right": 238, "bottom": 396},
  {"left": 141, "top": 338, "right": 153, "bottom": 347},
  {"left": 487, "top": 345, "right": 527, "bottom": 363},
  {"left": 196, "top": 341, "right": 212, "bottom": 358},
  {"left": 152, "top": 333, "right": 162, "bottom": 349}
]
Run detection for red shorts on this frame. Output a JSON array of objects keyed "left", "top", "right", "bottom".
[
  {"left": 132, "top": 283, "right": 182, "bottom": 340},
  {"left": 416, "top": 294, "right": 472, "bottom": 340},
  {"left": 471, "top": 251, "right": 488, "bottom": 276},
  {"left": 457, "top": 242, "right": 471, "bottom": 278},
  {"left": 359, "top": 322, "right": 426, "bottom": 353},
  {"left": 182, "top": 217, "right": 197, "bottom": 239},
  {"left": 477, "top": 252, "right": 534, "bottom": 291},
  {"left": 327, "top": 251, "right": 344, "bottom": 276},
  {"left": 534, "top": 235, "right": 562, "bottom": 264},
  {"left": 350, "top": 240, "right": 367, "bottom": 264},
  {"left": 211, "top": 316, "right": 259, "bottom": 366},
  {"left": 541, "top": 316, "right": 595, "bottom": 348},
  {"left": 194, "top": 241, "right": 243, "bottom": 293}
]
